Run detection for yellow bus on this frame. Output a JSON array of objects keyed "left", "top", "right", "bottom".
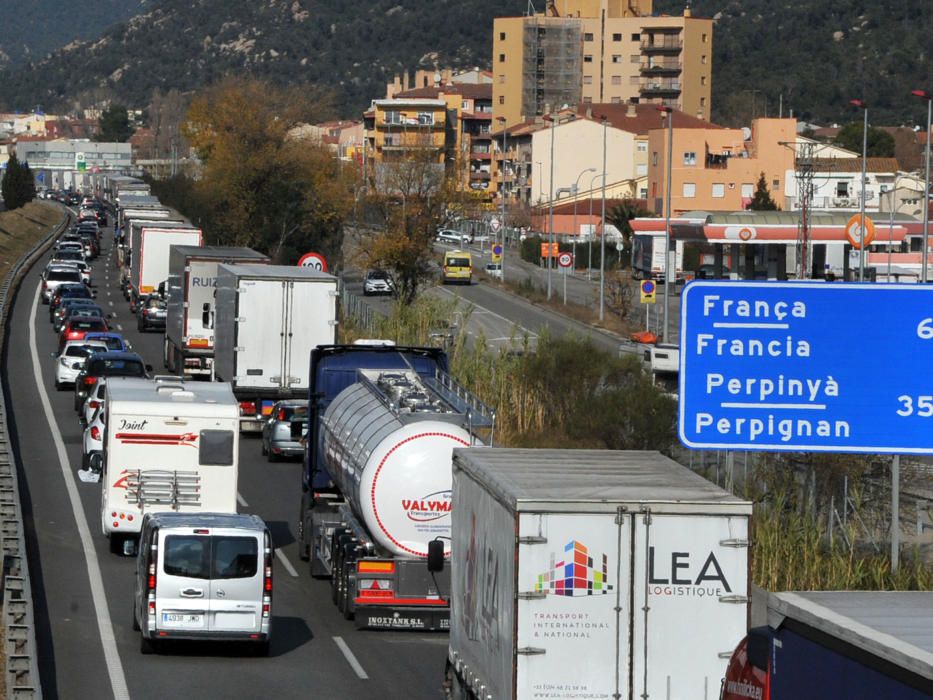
[{"left": 442, "top": 250, "right": 473, "bottom": 285}]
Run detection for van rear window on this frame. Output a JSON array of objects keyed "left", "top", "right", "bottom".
[
  {"left": 163, "top": 535, "right": 258, "bottom": 580},
  {"left": 199, "top": 430, "right": 235, "bottom": 466},
  {"left": 163, "top": 535, "right": 210, "bottom": 579},
  {"left": 213, "top": 537, "right": 258, "bottom": 579},
  {"left": 446, "top": 257, "right": 471, "bottom": 267}
]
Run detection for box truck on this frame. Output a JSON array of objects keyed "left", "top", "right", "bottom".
[
  {"left": 93, "top": 376, "right": 240, "bottom": 555},
  {"left": 632, "top": 231, "right": 684, "bottom": 282},
  {"left": 440, "top": 448, "right": 752, "bottom": 700},
  {"left": 722, "top": 591, "right": 933, "bottom": 700},
  {"left": 164, "top": 246, "right": 270, "bottom": 379},
  {"left": 297, "top": 344, "right": 494, "bottom": 629},
  {"left": 213, "top": 264, "right": 339, "bottom": 431},
  {"left": 125, "top": 221, "right": 202, "bottom": 309}
]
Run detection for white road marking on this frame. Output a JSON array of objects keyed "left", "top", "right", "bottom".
[
  {"left": 334, "top": 636, "right": 369, "bottom": 679},
  {"left": 275, "top": 549, "right": 299, "bottom": 577},
  {"left": 27, "top": 283, "right": 131, "bottom": 700},
  {"left": 108, "top": 301, "right": 114, "bottom": 307},
  {"left": 116, "top": 324, "right": 122, "bottom": 331},
  {"left": 236, "top": 491, "right": 248, "bottom": 507}
]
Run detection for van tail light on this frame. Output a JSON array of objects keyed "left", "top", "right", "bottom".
[
  {"left": 90, "top": 426, "right": 101, "bottom": 441},
  {"left": 147, "top": 539, "right": 159, "bottom": 617},
  {"left": 239, "top": 400, "right": 256, "bottom": 416},
  {"left": 263, "top": 538, "right": 273, "bottom": 618}
]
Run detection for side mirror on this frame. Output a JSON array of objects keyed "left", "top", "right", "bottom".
[
  {"left": 426, "top": 539, "right": 445, "bottom": 573},
  {"left": 145, "top": 364, "right": 154, "bottom": 373}
]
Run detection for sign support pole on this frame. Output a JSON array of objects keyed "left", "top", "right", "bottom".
[
  {"left": 892, "top": 454, "right": 900, "bottom": 572},
  {"left": 563, "top": 266, "right": 567, "bottom": 305}
]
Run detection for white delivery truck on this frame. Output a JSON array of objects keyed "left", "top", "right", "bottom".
[
  {"left": 164, "top": 246, "right": 270, "bottom": 379},
  {"left": 439, "top": 448, "right": 752, "bottom": 700},
  {"left": 125, "top": 221, "right": 202, "bottom": 308},
  {"left": 95, "top": 376, "right": 240, "bottom": 555},
  {"left": 632, "top": 231, "right": 684, "bottom": 282},
  {"left": 213, "top": 264, "right": 339, "bottom": 431}
]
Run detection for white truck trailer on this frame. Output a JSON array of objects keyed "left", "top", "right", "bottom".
[
  {"left": 164, "top": 246, "right": 270, "bottom": 379},
  {"left": 95, "top": 376, "right": 241, "bottom": 555},
  {"left": 124, "top": 220, "right": 202, "bottom": 307},
  {"left": 440, "top": 448, "right": 752, "bottom": 700},
  {"left": 213, "top": 264, "right": 339, "bottom": 431}
]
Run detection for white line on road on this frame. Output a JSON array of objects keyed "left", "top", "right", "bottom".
[
  {"left": 334, "top": 636, "right": 369, "bottom": 680},
  {"left": 236, "top": 491, "right": 248, "bottom": 507},
  {"left": 116, "top": 324, "right": 123, "bottom": 331},
  {"left": 27, "top": 283, "right": 131, "bottom": 700},
  {"left": 108, "top": 301, "right": 114, "bottom": 307},
  {"left": 275, "top": 549, "right": 299, "bottom": 577}
]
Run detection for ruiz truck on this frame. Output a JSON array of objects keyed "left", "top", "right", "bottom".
[{"left": 298, "top": 343, "right": 494, "bottom": 630}]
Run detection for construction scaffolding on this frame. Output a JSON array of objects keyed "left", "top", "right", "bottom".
[{"left": 522, "top": 18, "right": 583, "bottom": 118}]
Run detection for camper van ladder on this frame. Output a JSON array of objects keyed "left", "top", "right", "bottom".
[{"left": 123, "top": 469, "right": 202, "bottom": 509}]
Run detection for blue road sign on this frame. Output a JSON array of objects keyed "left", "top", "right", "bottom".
[{"left": 679, "top": 281, "right": 933, "bottom": 454}]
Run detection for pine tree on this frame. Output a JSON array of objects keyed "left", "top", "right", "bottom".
[
  {"left": 1, "top": 152, "right": 35, "bottom": 210},
  {"left": 749, "top": 172, "right": 779, "bottom": 211}
]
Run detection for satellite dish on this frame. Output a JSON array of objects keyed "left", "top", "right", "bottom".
[{"left": 742, "top": 127, "right": 752, "bottom": 141}]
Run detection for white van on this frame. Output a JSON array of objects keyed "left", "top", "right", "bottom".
[
  {"left": 133, "top": 512, "right": 272, "bottom": 655},
  {"left": 95, "top": 376, "right": 240, "bottom": 554}
]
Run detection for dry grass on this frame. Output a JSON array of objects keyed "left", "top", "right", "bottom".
[{"left": 0, "top": 202, "right": 64, "bottom": 272}]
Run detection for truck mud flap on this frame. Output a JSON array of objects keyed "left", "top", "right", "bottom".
[{"left": 354, "top": 606, "right": 450, "bottom": 632}]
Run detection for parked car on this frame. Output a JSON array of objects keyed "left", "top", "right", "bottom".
[
  {"left": 41, "top": 269, "right": 84, "bottom": 303},
  {"left": 133, "top": 512, "right": 273, "bottom": 656},
  {"left": 82, "top": 403, "right": 106, "bottom": 470},
  {"left": 261, "top": 400, "right": 308, "bottom": 461},
  {"left": 484, "top": 262, "right": 503, "bottom": 278},
  {"left": 73, "top": 351, "right": 150, "bottom": 413},
  {"left": 136, "top": 294, "right": 167, "bottom": 332},
  {"left": 53, "top": 340, "right": 109, "bottom": 390},
  {"left": 362, "top": 269, "right": 395, "bottom": 297},
  {"left": 436, "top": 229, "right": 471, "bottom": 245}
]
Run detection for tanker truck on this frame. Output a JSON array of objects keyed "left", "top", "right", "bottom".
[{"left": 298, "top": 343, "right": 494, "bottom": 630}]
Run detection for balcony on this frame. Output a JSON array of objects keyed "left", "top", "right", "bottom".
[
  {"left": 640, "top": 38, "right": 683, "bottom": 53},
  {"left": 470, "top": 170, "right": 491, "bottom": 181},
  {"left": 640, "top": 60, "right": 682, "bottom": 75},
  {"left": 640, "top": 81, "right": 682, "bottom": 95}
]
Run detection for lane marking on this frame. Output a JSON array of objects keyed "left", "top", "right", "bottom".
[
  {"left": 27, "top": 282, "right": 131, "bottom": 700},
  {"left": 236, "top": 491, "right": 248, "bottom": 507},
  {"left": 116, "top": 324, "right": 123, "bottom": 331},
  {"left": 275, "top": 549, "right": 299, "bottom": 577},
  {"left": 333, "top": 636, "right": 369, "bottom": 679}
]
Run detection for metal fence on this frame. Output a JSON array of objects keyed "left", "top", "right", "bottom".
[{"left": 0, "top": 206, "right": 70, "bottom": 699}]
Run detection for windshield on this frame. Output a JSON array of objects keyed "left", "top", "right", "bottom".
[
  {"left": 88, "top": 358, "right": 145, "bottom": 377},
  {"left": 46, "top": 271, "right": 82, "bottom": 282}
]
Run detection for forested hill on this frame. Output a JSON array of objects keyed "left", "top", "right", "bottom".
[{"left": 0, "top": 0, "right": 930, "bottom": 127}]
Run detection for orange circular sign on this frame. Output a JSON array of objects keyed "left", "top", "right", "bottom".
[{"left": 845, "top": 214, "right": 875, "bottom": 249}]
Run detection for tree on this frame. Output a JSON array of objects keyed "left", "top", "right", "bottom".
[
  {"left": 749, "top": 172, "right": 779, "bottom": 210},
  {"left": 607, "top": 199, "right": 653, "bottom": 268},
  {"left": 833, "top": 122, "right": 896, "bottom": 158},
  {"left": 96, "top": 103, "right": 135, "bottom": 142},
  {"left": 1, "top": 152, "right": 36, "bottom": 210}
]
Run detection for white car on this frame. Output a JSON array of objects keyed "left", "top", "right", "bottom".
[
  {"left": 82, "top": 379, "right": 107, "bottom": 426},
  {"left": 82, "top": 403, "right": 106, "bottom": 470},
  {"left": 436, "top": 229, "right": 471, "bottom": 245},
  {"left": 54, "top": 340, "right": 109, "bottom": 390},
  {"left": 50, "top": 260, "right": 91, "bottom": 286}
]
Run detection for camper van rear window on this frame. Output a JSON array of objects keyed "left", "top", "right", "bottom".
[{"left": 199, "top": 430, "right": 234, "bottom": 466}]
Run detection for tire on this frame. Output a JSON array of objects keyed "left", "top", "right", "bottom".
[
  {"left": 132, "top": 601, "right": 140, "bottom": 631},
  {"left": 260, "top": 440, "right": 268, "bottom": 456},
  {"left": 109, "top": 533, "right": 125, "bottom": 555},
  {"left": 137, "top": 319, "right": 144, "bottom": 332},
  {"left": 252, "top": 640, "right": 270, "bottom": 657},
  {"left": 267, "top": 449, "right": 280, "bottom": 463},
  {"left": 340, "top": 556, "right": 354, "bottom": 621},
  {"left": 81, "top": 452, "right": 89, "bottom": 471},
  {"left": 55, "top": 381, "right": 62, "bottom": 391},
  {"left": 140, "top": 633, "right": 156, "bottom": 655},
  {"left": 330, "top": 546, "right": 342, "bottom": 605}
]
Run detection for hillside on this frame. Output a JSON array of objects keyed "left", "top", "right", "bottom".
[
  {"left": 0, "top": 0, "right": 147, "bottom": 69},
  {"left": 0, "top": 0, "right": 930, "bottom": 126}
]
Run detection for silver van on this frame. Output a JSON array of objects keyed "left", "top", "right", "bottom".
[{"left": 133, "top": 512, "right": 272, "bottom": 655}]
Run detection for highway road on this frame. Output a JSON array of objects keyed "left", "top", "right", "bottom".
[{"left": 4, "top": 223, "right": 447, "bottom": 699}]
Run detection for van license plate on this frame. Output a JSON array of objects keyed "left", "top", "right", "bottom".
[{"left": 162, "top": 612, "right": 203, "bottom": 626}]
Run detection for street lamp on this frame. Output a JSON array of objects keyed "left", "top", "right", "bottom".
[
  {"left": 595, "top": 115, "right": 609, "bottom": 321},
  {"left": 850, "top": 98, "right": 869, "bottom": 282},
  {"left": 657, "top": 105, "right": 674, "bottom": 342},
  {"left": 497, "top": 116, "right": 508, "bottom": 283},
  {"left": 543, "top": 113, "right": 557, "bottom": 300},
  {"left": 572, "top": 167, "right": 597, "bottom": 280},
  {"left": 912, "top": 89, "right": 932, "bottom": 283},
  {"left": 588, "top": 171, "right": 605, "bottom": 280}
]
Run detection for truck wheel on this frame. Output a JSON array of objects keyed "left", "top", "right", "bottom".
[
  {"left": 252, "top": 639, "right": 270, "bottom": 657},
  {"left": 109, "top": 533, "right": 125, "bottom": 555},
  {"left": 330, "top": 546, "right": 343, "bottom": 605},
  {"left": 132, "top": 601, "right": 140, "bottom": 631}
]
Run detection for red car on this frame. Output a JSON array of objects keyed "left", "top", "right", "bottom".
[{"left": 58, "top": 317, "right": 109, "bottom": 353}]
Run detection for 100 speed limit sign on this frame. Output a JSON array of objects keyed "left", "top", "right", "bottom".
[{"left": 297, "top": 251, "right": 328, "bottom": 272}]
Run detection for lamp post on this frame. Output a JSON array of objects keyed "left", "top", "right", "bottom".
[
  {"left": 573, "top": 167, "right": 597, "bottom": 280},
  {"left": 912, "top": 90, "right": 932, "bottom": 283},
  {"left": 535, "top": 161, "right": 544, "bottom": 204},
  {"left": 657, "top": 105, "right": 674, "bottom": 342},
  {"left": 597, "top": 115, "right": 609, "bottom": 321},
  {"left": 544, "top": 114, "right": 557, "bottom": 300},
  {"left": 587, "top": 171, "right": 604, "bottom": 280},
  {"left": 850, "top": 99, "right": 869, "bottom": 282},
  {"left": 497, "top": 116, "right": 508, "bottom": 283},
  {"left": 885, "top": 175, "right": 912, "bottom": 282}
]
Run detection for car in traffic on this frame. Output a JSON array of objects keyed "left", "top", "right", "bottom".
[
  {"left": 53, "top": 340, "right": 109, "bottom": 390},
  {"left": 58, "top": 316, "right": 110, "bottom": 352},
  {"left": 133, "top": 512, "right": 273, "bottom": 656},
  {"left": 54, "top": 304, "right": 106, "bottom": 334},
  {"left": 82, "top": 402, "right": 106, "bottom": 470},
  {"left": 41, "top": 268, "right": 84, "bottom": 303},
  {"left": 48, "top": 282, "right": 93, "bottom": 316},
  {"left": 73, "top": 351, "right": 150, "bottom": 412},
  {"left": 362, "top": 269, "right": 395, "bottom": 297},
  {"left": 136, "top": 294, "right": 167, "bottom": 332},
  {"left": 436, "top": 229, "right": 471, "bottom": 245},
  {"left": 52, "top": 297, "right": 100, "bottom": 327},
  {"left": 81, "top": 379, "right": 107, "bottom": 426},
  {"left": 84, "top": 332, "right": 131, "bottom": 352},
  {"left": 50, "top": 248, "right": 87, "bottom": 266},
  {"left": 261, "top": 400, "right": 308, "bottom": 461},
  {"left": 442, "top": 250, "right": 473, "bottom": 285},
  {"left": 51, "top": 259, "right": 91, "bottom": 286}
]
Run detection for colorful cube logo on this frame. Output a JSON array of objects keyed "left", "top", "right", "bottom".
[{"left": 534, "top": 540, "right": 613, "bottom": 596}]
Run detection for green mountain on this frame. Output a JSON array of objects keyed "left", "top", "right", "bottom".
[
  {"left": 0, "top": 0, "right": 930, "bottom": 126},
  {"left": 0, "top": 0, "right": 147, "bottom": 68}
]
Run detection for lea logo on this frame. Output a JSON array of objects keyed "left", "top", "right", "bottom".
[
  {"left": 648, "top": 546, "right": 732, "bottom": 594},
  {"left": 401, "top": 490, "right": 452, "bottom": 522}
]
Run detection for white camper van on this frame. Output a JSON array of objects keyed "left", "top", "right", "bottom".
[{"left": 96, "top": 376, "right": 240, "bottom": 554}]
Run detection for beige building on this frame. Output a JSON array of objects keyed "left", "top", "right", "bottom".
[
  {"left": 646, "top": 117, "right": 798, "bottom": 215},
  {"left": 492, "top": 0, "right": 713, "bottom": 128}
]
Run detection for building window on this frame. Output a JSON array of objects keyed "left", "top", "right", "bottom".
[
  {"left": 773, "top": 179, "right": 780, "bottom": 191},
  {"left": 584, "top": 32, "right": 594, "bottom": 41},
  {"left": 631, "top": 33, "right": 640, "bottom": 41},
  {"left": 637, "top": 141, "right": 648, "bottom": 152},
  {"left": 499, "top": 32, "right": 506, "bottom": 40},
  {"left": 612, "top": 33, "right": 622, "bottom": 41},
  {"left": 630, "top": 75, "right": 640, "bottom": 85},
  {"left": 741, "top": 183, "right": 754, "bottom": 198},
  {"left": 700, "top": 97, "right": 707, "bottom": 107},
  {"left": 499, "top": 74, "right": 506, "bottom": 84},
  {"left": 611, "top": 96, "right": 621, "bottom": 103},
  {"left": 583, "top": 75, "right": 593, "bottom": 85},
  {"left": 640, "top": 187, "right": 648, "bottom": 199},
  {"left": 462, "top": 100, "right": 471, "bottom": 110},
  {"left": 683, "top": 151, "right": 697, "bottom": 166},
  {"left": 637, "top": 164, "right": 648, "bottom": 176},
  {"left": 583, "top": 97, "right": 592, "bottom": 104},
  {"left": 683, "top": 183, "right": 696, "bottom": 198},
  {"left": 583, "top": 55, "right": 593, "bottom": 63},
  {"left": 700, "top": 76, "right": 707, "bottom": 86},
  {"left": 499, "top": 96, "right": 505, "bottom": 105},
  {"left": 499, "top": 53, "right": 505, "bottom": 63},
  {"left": 837, "top": 181, "right": 849, "bottom": 197},
  {"left": 652, "top": 152, "right": 658, "bottom": 166},
  {"left": 612, "top": 54, "right": 622, "bottom": 63},
  {"left": 701, "top": 55, "right": 707, "bottom": 64},
  {"left": 630, "top": 54, "right": 640, "bottom": 63},
  {"left": 712, "top": 183, "right": 725, "bottom": 198},
  {"left": 611, "top": 75, "right": 621, "bottom": 85},
  {"left": 702, "top": 33, "right": 708, "bottom": 43}
]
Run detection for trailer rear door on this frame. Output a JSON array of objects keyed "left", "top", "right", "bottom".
[{"left": 234, "top": 279, "right": 286, "bottom": 389}]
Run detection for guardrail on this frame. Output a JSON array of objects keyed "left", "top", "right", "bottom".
[{"left": 0, "top": 205, "right": 71, "bottom": 699}]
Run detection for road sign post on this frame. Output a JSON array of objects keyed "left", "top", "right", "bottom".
[
  {"left": 679, "top": 281, "right": 933, "bottom": 453},
  {"left": 558, "top": 252, "right": 573, "bottom": 304}
]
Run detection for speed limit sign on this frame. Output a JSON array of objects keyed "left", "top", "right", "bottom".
[
  {"left": 557, "top": 252, "right": 573, "bottom": 268},
  {"left": 297, "top": 251, "right": 328, "bottom": 271}
]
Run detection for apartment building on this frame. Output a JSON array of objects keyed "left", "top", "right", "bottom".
[
  {"left": 646, "top": 117, "right": 797, "bottom": 215},
  {"left": 492, "top": 0, "right": 713, "bottom": 128}
]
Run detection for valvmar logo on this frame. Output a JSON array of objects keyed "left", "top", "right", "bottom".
[
  {"left": 534, "top": 540, "right": 613, "bottom": 597},
  {"left": 402, "top": 490, "right": 452, "bottom": 522}
]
